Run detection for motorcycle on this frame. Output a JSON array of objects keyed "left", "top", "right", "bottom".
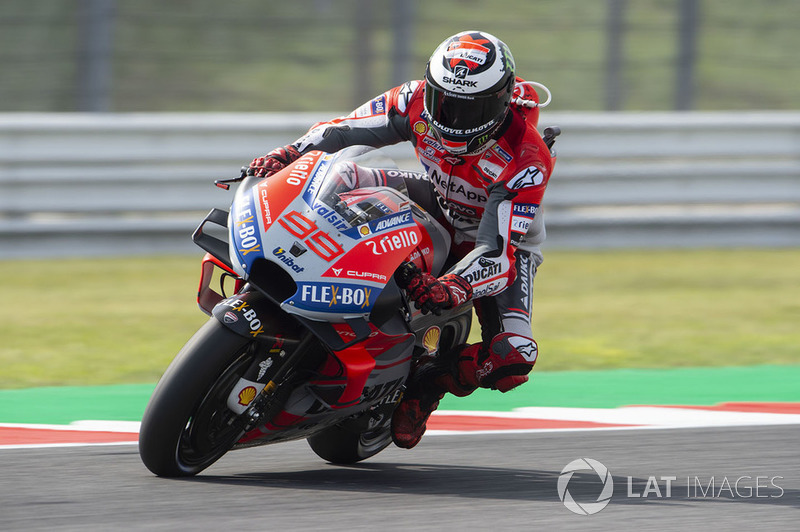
[{"left": 138, "top": 146, "right": 474, "bottom": 477}]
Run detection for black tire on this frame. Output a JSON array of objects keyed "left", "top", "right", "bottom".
[
  {"left": 307, "top": 420, "right": 393, "bottom": 465},
  {"left": 139, "top": 318, "right": 253, "bottom": 477}
]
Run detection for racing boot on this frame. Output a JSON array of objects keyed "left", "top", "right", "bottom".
[
  {"left": 436, "top": 334, "right": 538, "bottom": 395},
  {"left": 390, "top": 386, "right": 445, "bottom": 449},
  {"left": 390, "top": 355, "right": 451, "bottom": 449}
]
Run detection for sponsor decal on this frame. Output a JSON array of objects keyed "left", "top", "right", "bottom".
[
  {"left": 232, "top": 193, "right": 263, "bottom": 266},
  {"left": 437, "top": 196, "right": 479, "bottom": 218},
  {"left": 511, "top": 216, "right": 533, "bottom": 234},
  {"left": 257, "top": 183, "right": 273, "bottom": 227},
  {"left": 507, "top": 166, "right": 544, "bottom": 189},
  {"left": 413, "top": 121, "right": 428, "bottom": 135},
  {"left": 422, "top": 326, "right": 441, "bottom": 354},
  {"left": 297, "top": 154, "right": 334, "bottom": 206},
  {"left": 238, "top": 386, "right": 258, "bottom": 406},
  {"left": 513, "top": 203, "right": 539, "bottom": 217},
  {"left": 422, "top": 135, "right": 444, "bottom": 151},
  {"left": 372, "top": 211, "right": 412, "bottom": 231},
  {"left": 311, "top": 203, "right": 349, "bottom": 232},
  {"left": 421, "top": 145, "right": 442, "bottom": 164},
  {"left": 352, "top": 95, "right": 387, "bottom": 118},
  {"left": 347, "top": 270, "right": 387, "bottom": 282},
  {"left": 324, "top": 265, "right": 388, "bottom": 283},
  {"left": 478, "top": 160, "right": 503, "bottom": 180},
  {"left": 508, "top": 335, "right": 538, "bottom": 363},
  {"left": 443, "top": 155, "right": 465, "bottom": 166},
  {"left": 428, "top": 170, "right": 487, "bottom": 204},
  {"left": 493, "top": 144, "right": 513, "bottom": 163},
  {"left": 397, "top": 82, "right": 416, "bottom": 114},
  {"left": 257, "top": 358, "right": 273, "bottom": 380},
  {"left": 341, "top": 210, "right": 414, "bottom": 240},
  {"left": 510, "top": 203, "right": 539, "bottom": 241},
  {"left": 476, "top": 360, "right": 495, "bottom": 381},
  {"left": 370, "top": 95, "right": 387, "bottom": 115},
  {"left": 462, "top": 256, "right": 502, "bottom": 284},
  {"left": 364, "top": 229, "right": 419, "bottom": 255},
  {"left": 518, "top": 253, "right": 531, "bottom": 309},
  {"left": 406, "top": 245, "right": 432, "bottom": 264},
  {"left": 362, "top": 377, "right": 405, "bottom": 404},
  {"left": 440, "top": 137, "right": 468, "bottom": 154},
  {"left": 285, "top": 153, "right": 322, "bottom": 187},
  {"left": 445, "top": 34, "right": 491, "bottom": 71},
  {"left": 295, "top": 282, "right": 374, "bottom": 312},
  {"left": 226, "top": 299, "right": 265, "bottom": 337},
  {"left": 472, "top": 279, "right": 503, "bottom": 298},
  {"left": 223, "top": 311, "right": 238, "bottom": 323},
  {"left": 442, "top": 76, "right": 478, "bottom": 87},
  {"left": 477, "top": 145, "right": 512, "bottom": 179},
  {"left": 272, "top": 247, "right": 305, "bottom": 273}
]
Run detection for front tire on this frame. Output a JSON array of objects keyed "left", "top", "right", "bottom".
[{"left": 139, "top": 318, "right": 253, "bottom": 477}]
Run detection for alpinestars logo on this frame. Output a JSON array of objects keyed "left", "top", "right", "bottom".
[{"left": 508, "top": 167, "right": 544, "bottom": 190}]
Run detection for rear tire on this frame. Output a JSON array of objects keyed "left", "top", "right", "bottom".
[
  {"left": 138, "top": 319, "right": 252, "bottom": 477},
  {"left": 307, "top": 418, "right": 392, "bottom": 464}
]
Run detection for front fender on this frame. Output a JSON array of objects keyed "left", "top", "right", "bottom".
[{"left": 212, "top": 289, "right": 300, "bottom": 342}]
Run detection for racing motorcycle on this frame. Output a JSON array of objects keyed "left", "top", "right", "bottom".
[{"left": 138, "top": 146, "right": 474, "bottom": 477}]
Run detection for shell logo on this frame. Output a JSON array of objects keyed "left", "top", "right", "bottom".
[
  {"left": 422, "top": 326, "right": 441, "bottom": 354},
  {"left": 238, "top": 386, "right": 257, "bottom": 406},
  {"left": 413, "top": 121, "right": 428, "bottom": 135}
]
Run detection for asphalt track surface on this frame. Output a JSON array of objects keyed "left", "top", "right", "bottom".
[{"left": 1, "top": 425, "right": 798, "bottom": 531}]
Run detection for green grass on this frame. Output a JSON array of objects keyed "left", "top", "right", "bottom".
[
  {"left": 3, "top": 0, "right": 800, "bottom": 112},
  {"left": 1, "top": 249, "right": 798, "bottom": 389}
]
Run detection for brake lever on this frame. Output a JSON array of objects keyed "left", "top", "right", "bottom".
[{"left": 214, "top": 167, "right": 249, "bottom": 190}]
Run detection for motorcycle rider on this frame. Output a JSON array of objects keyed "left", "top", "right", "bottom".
[{"left": 248, "top": 30, "right": 556, "bottom": 449}]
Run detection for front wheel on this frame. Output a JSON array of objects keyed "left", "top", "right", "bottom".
[{"left": 139, "top": 319, "right": 253, "bottom": 477}]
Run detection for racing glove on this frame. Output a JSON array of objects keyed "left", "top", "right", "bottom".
[
  {"left": 247, "top": 145, "right": 301, "bottom": 177},
  {"left": 396, "top": 262, "right": 473, "bottom": 315}
]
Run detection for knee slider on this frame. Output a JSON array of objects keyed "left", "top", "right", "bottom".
[{"left": 479, "top": 333, "right": 539, "bottom": 392}]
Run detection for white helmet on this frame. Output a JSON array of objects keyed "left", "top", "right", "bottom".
[{"left": 424, "top": 31, "right": 516, "bottom": 155}]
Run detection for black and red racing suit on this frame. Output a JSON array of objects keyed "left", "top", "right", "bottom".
[{"left": 284, "top": 78, "right": 555, "bottom": 359}]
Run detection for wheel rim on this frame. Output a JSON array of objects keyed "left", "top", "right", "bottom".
[{"left": 176, "top": 350, "right": 253, "bottom": 471}]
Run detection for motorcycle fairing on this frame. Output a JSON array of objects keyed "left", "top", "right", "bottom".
[
  {"left": 228, "top": 148, "right": 427, "bottom": 322},
  {"left": 235, "top": 327, "right": 414, "bottom": 446}
]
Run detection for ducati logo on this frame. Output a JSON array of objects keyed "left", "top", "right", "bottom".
[{"left": 446, "top": 34, "right": 491, "bottom": 71}]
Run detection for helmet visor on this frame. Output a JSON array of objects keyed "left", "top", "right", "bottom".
[{"left": 424, "top": 82, "right": 508, "bottom": 140}]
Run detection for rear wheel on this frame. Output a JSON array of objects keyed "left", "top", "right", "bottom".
[
  {"left": 307, "top": 414, "right": 393, "bottom": 464},
  {"left": 139, "top": 319, "right": 254, "bottom": 477}
]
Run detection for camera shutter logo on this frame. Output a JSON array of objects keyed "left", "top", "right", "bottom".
[{"left": 557, "top": 458, "right": 614, "bottom": 515}]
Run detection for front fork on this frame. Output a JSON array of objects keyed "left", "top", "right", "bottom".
[{"left": 197, "top": 254, "right": 312, "bottom": 422}]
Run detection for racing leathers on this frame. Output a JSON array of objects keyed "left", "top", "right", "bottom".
[{"left": 255, "top": 78, "right": 555, "bottom": 446}]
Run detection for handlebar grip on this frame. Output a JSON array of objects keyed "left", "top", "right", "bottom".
[{"left": 543, "top": 126, "right": 561, "bottom": 149}]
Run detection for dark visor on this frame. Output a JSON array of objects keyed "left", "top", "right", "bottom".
[{"left": 424, "top": 83, "right": 507, "bottom": 139}]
